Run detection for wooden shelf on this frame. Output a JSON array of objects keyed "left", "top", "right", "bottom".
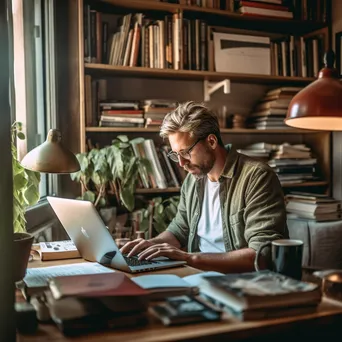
[
  {"left": 135, "top": 187, "right": 180, "bottom": 194},
  {"left": 85, "top": 64, "right": 315, "bottom": 85},
  {"left": 86, "top": 127, "right": 321, "bottom": 134},
  {"left": 99, "top": 0, "right": 327, "bottom": 34}
]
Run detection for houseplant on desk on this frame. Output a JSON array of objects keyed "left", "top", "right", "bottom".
[{"left": 12, "top": 122, "right": 41, "bottom": 281}]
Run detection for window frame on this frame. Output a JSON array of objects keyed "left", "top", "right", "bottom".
[{"left": 11, "top": 0, "right": 59, "bottom": 232}]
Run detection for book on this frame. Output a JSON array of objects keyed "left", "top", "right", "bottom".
[
  {"left": 48, "top": 272, "right": 150, "bottom": 315},
  {"left": 286, "top": 201, "right": 341, "bottom": 214},
  {"left": 150, "top": 295, "right": 222, "bottom": 326},
  {"left": 45, "top": 291, "right": 148, "bottom": 337},
  {"left": 19, "top": 262, "right": 115, "bottom": 299},
  {"left": 49, "top": 272, "right": 149, "bottom": 300},
  {"left": 131, "top": 274, "right": 199, "bottom": 300},
  {"left": 38, "top": 240, "right": 81, "bottom": 261},
  {"left": 286, "top": 191, "right": 340, "bottom": 204},
  {"left": 200, "top": 292, "right": 318, "bottom": 321},
  {"left": 198, "top": 270, "right": 321, "bottom": 312},
  {"left": 286, "top": 211, "right": 342, "bottom": 222}
]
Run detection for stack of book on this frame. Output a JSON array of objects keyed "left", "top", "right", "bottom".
[
  {"left": 235, "top": 0, "right": 294, "bottom": 20},
  {"left": 285, "top": 191, "right": 342, "bottom": 222},
  {"left": 99, "top": 100, "right": 144, "bottom": 128},
  {"left": 45, "top": 273, "right": 150, "bottom": 336},
  {"left": 237, "top": 142, "right": 318, "bottom": 185},
  {"left": 197, "top": 270, "right": 322, "bottom": 321},
  {"left": 237, "top": 142, "right": 276, "bottom": 162},
  {"left": 248, "top": 87, "right": 302, "bottom": 130},
  {"left": 143, "top": 99, "right": 177, "bottom": 127},
  {"left": 268, "top": 143, "right": 318, "bottom": 185}
]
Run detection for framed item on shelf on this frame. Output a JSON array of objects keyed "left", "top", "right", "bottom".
[{"left": 335, "top": 31, "right": 342, "bottom": 77}]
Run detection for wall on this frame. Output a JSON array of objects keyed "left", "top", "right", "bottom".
[
  {"left": 0, "top": 0, "right": 15, "bottom": 340},
  {"left": 332, "top": 0, "right": 342, "bottom": 200}
]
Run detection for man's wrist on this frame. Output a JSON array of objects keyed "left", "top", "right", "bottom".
[{"left": 185, "top": 252, "right": 199, "bottom": 266}]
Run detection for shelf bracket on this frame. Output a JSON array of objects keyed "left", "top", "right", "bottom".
[{"left": 203, "top": 79, "right": 231, "bottom": 102}]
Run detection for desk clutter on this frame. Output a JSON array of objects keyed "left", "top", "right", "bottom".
[{"left": 17, "top": 266, "right": 324, "bottom": 337}]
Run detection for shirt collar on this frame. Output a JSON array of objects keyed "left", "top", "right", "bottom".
[
  {"left": 194, "top": 144, "right": 239, "bottom": 183},
  {"left": 220, "top": 144, "right": 239, "bottom": 179}
]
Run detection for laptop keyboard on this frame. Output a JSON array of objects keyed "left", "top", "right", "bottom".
[{"left": 123, "top": 255, "right": 157, "bottom": 267}]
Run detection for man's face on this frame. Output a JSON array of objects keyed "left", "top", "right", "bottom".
[{"left": 168, "top": 132, "right": 216, "bottom": 179}]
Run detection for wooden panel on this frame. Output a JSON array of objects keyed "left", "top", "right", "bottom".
[
  {"left": 86, "top": 127, "right": 322, "bottom": 134},
  {"left": 56, "top": 0, "right": 82, "bottom": 198},
  {"left": 85, "top": 64, "right": 315, "bottom": 85},
  {"left": 303, "top": 132, "right": 332, "bottom": 195}
]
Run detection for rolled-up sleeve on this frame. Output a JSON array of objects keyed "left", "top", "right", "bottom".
[{"left": 244, "top": 167, "right": 289, "bottom": 264}]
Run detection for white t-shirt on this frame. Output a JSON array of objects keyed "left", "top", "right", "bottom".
[{"left": 197, "top": 178, "right": 225, "bottom": 253}]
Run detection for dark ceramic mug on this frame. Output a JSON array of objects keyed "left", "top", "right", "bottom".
[{"left": 254, "top": 239, "right": 304, "bottom": 280}]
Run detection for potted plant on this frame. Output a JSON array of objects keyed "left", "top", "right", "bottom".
[
  {"left": 138, "top": 196, "right": 180, "bottom": 238},
  {"left": 12, "top": 122, "right": 41, "bottom": 281},
  {"left": 70, "top": 135, "right": 151, "bottom": 232}
]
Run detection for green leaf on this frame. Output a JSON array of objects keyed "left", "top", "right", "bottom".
[
  {"left": 152, "top": 197, "right": 163, "bottom": 206},
  {"left": 23, "top": 183, "right": 40, "bottom": 206},
  {"left": 120, "top": 185, "right": 135, "bottom": 212},
  {"left": 82, "top": 191, "right": 96, "bottom": 203},
  {"left": 117, "top": 135, "right": 129, "bottom": 143},
  {"left": 156, "top": 204, "right": 164, "bottom": 215},
  {"left": 17, "top": 132, "right": 25, "bottom": 140}
]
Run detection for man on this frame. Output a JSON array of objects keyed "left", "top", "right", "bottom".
[{"left": 121, "top": 101, "right": 289, "bottom": 273}]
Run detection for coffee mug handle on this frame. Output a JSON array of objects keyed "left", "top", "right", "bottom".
[{"left": 254, "top": 241, "right": 272, "bottom": 272}]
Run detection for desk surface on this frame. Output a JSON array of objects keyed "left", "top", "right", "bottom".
[{"left": 17, "top": 257, "right": 342, "bottom": 342}]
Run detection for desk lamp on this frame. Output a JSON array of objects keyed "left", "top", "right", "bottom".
[
  {"left": 20, "top": 129, "right": 80, "bottom": 173},
  {"left": 285, "top": 50, "right": 342, "bottom": 130},
  {"left": 14, "top": 129, "right": 79, "bottom": 284}
]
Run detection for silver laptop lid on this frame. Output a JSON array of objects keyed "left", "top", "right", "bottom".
[{"left": 47, "top": 196, "right": 130, "bottom": 272}]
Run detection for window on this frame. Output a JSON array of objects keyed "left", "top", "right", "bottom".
[
  {"left": 11, "top": 0, "right": 57, "bottom": 201},
  {"left": 11, "top": 0, "right": 58, "bottom": 231}
]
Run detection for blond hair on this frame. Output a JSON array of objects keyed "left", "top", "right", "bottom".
[{"left": 160, "top": 101, "right": 223, "bottom": 145}]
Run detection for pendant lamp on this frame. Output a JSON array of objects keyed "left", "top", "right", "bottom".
[{"left": 285, "top": 50, "right": 342, "bottom": 131}]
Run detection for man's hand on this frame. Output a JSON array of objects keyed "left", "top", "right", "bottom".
[
  {"left": 120, "top": 238, "right": 155, "bottom": 257},
  {"left": 137, "top": 243, "right": 190, "bottom": 262}
]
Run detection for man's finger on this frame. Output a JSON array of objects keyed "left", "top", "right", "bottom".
[
  {"left": 138, "top": 246, "right": 162, "bottom": 260},
  {"left": 120, "top": 239, "right": 139, "bottom": 254},
  {"left": 141, "top": 248, "right": 163, "bottom": 261},
  {"left": 127, "top": 241, "right": 150, "bottom": 257}
]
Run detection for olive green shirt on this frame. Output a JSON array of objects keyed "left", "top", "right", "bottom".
[{"left": 166, "top": 145, "right": 289, "bottom": 263}]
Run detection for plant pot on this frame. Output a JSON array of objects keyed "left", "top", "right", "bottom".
[{"left": 13, "top": 232, "right": 34, "bottom": 282}]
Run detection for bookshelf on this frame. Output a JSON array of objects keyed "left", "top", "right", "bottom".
[
  {"left": 59, "top": 0, "right": 333, "bottom": 201},
  {"left": 85, "top": 63, "right": 316, "bottom": 84}
]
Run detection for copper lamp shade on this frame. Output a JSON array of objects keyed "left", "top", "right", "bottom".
[
  {"left": 285, "top": 51, "right": 342, "bottom": 131},
  {"left": 20, "top": 129, "right": 80, "bottom": 173}
]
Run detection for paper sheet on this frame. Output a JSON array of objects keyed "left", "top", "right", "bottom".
[{"left": 24, "top": 262, "right": 114, "bottom": 288}]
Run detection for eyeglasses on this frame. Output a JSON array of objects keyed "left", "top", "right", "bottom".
[{"left": 167, "top": 139, "right": 202, "bottom": 163}]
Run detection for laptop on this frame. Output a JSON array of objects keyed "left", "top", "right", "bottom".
[{"left": 47, "top": 196, "right": 186, "bottom": 273}]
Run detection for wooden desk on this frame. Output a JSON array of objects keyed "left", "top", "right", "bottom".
[{"left": 17, "top": 258, "right": 342, "bottom": 342}]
